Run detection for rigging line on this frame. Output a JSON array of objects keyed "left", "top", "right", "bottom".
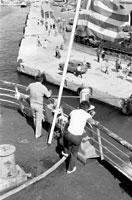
[
  {"left": 0, "top": 91, "right": 128, "bottom": 101},
  {"left": 92, "top": 96, "right": 126, "bottom": 100},
  {"left": 52, "top": 95, "right": 126, "bottom": 100},
  {"left": 52, "top": 95, "right": 80, "bottom": 98}
]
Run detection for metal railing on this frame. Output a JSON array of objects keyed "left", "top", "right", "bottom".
[{"left": 85, "top": 123, "right": 132, "bottom": 181}]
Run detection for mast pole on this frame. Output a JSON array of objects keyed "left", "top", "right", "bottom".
[{"left": 48, "top": 0, "right": 82, "bottom": 144}]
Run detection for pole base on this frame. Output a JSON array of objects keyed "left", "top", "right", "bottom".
[{"left": 78, "top": 139, "right": 99, "bottom": 164}]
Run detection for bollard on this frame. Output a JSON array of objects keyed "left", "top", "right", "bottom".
[
  {"left": 0, "top": 144, "right": 17, "bottom": 178},
  {"left": 80, "top": 88, "right": 91, "bottom": 103}
]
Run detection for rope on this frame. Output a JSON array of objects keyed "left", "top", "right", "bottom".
[
  {"left": 53, "top": 95, "right": 125, "bottom": 100},
  {"left": 0, "top": 156, "right": 66, "bottom": 200}
]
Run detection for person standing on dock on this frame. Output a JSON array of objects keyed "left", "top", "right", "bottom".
[
  {"left": 115, "top": 55, "right": 122, "bottom": 73},
  {"left": 62, "top": 101, "right": 100, "bottom": 174},
  {"left": 43, "top": 39, "right": 47, "bottom": 49},
  {"left": 100, "top": 50, "right": 106, "bottom": 62},
  {"left": 45, "top": 21, "right": 48, "bottom": 31},
  {"left": 37, "top": 36, "right": 41, "bottom": 47},
  {"left": 26, "top": 74, "right": 52, "bottom": 139},
  {"left": 101, "top": 57, "right": 109, "bottom": 74},
  {"left": 96, "top": 47, "right": 101, "bottom": 62},
  {"left": 55, "top": 46, "right": 61, "bottom": 58},
  {"left": 53, "top": 23, "right": 57, "bottom": 36}
]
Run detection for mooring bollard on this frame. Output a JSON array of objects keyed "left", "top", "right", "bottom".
[
  {"left": 80, "top": 88, "right": 91, "bottom": 103},
  {"left": 0, "top": 144, "right": 17, "bottom": 178}
]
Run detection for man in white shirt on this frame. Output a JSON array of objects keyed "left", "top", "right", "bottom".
[
  {"left": 26, "top": 74, "right": 52, "bottom": 138},
  {"left": 43, "top": 39, "right": 47, "bottom": 49},
  {"left": 76, "top": 64, "right": 82, "bottom": 78},
  {"left": 62, "top": 101, "right": 99, "bottom": 174}
]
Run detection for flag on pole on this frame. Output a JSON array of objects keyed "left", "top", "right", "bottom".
[{"left": 77, "top": 0, "right": 129, "bottom": 42}]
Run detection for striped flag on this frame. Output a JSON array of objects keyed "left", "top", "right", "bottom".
[{"left": 77, "top": 0, "right": 129, "bottom": 42}]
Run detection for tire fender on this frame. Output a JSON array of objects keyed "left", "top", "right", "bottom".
[{"left": 122, "top": 104, "right": 130, "bottom": 115}]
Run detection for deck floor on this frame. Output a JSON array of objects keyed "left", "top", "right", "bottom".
[{"left": 0, "top": 103, "right": 132, "bottom": 200}]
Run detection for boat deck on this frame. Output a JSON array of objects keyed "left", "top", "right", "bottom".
[
  {"left": 1, "top": 104, "right": 132, "bottom": 200},
  {"left": 0, "top": 81, "right": 132, "bottom": 199}
]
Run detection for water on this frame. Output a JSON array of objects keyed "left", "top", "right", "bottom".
[
  {"left": 0, "top": 7, "right": 26, "bottom": 81},
  {"left": 0, "top": 5, "right": 132, "bottom": 144}
]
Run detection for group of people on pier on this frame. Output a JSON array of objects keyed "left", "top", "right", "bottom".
[
  {"left": 97, "top": 47, "right": 132, "bottom": 81},
  {"left": 115, "top": 56, "right": 132, "bottom": 80},
  {"left": 36, "top": 16, "right": 66, "bottom": 60}
]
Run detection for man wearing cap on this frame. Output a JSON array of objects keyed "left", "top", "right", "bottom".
[
  {"left": 26, "top": 74, "right": 52, "bottom": 138},
  {"left": 62, "top": 101, "right": 99, "bottom": 174}
]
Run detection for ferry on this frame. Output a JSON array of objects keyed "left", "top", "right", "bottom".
[{"left": 1, "top": 0, "right": 132, "bottom": 199}]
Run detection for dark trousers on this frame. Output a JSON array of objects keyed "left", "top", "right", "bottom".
[
  {"left": 97, "top": 55, "right": 100, "bottom": 62},
  {"left": 63, "top": 131, "right": 82, "bottom": 171},
  {"left": 116, "top": 65, "right": 120, "bottom": 72},
  {"left": 55, "top": 51, "right": 61, "bottom": 58}
]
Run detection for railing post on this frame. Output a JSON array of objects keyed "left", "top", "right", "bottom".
[{"left": 97, "top": 128, "right": 104, "bottom": 160}]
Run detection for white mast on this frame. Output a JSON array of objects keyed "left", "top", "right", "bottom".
[{"left": 48, "top": 0, "right": 91, "bottom": 144}]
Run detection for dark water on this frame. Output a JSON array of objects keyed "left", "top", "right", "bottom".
[{"left": 0, "top": 6, "right": 132, "bottom": 144}]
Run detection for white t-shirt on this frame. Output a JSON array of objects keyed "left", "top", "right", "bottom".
[
  {"left": 68, "top": 109, "right": 92, "bottom": 136},
  {"left": 77, "top": 66, "right": 81, "bottom": 72}
]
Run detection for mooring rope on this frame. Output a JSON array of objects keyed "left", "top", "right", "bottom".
[{"left": 0, "top": 156, "right": 66, "bottom": 200}]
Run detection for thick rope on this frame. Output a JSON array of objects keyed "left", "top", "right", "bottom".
[{"left": 0, "top": 156, "right": 66, "bottom": 200}]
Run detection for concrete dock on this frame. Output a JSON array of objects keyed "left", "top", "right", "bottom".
[{"left": 17, "top": 1, "right": 132, "bottom": 109}]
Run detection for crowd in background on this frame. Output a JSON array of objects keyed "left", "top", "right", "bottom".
[{"left": 96, "top": 47, "right": 132, "bottom": 81}]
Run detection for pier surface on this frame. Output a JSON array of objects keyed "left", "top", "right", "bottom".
[{"left": 17, "top": 2, "right": 132, "bottom": 109}]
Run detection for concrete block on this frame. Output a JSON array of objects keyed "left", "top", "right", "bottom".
[
  {"left": 78, "top": 138, "right": 99, "bottom": 164},
  {"left": 0, "top": 165, "right": 27, "bottom": 194}
]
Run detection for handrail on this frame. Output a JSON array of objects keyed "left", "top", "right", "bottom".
[
  {"left": 102, "top": 135, "right": 129, "bottom": 158},
  {"left": 0, "top": 93, "right": 16, "bottom": 99},
  {"left": 98, "top": 123, "right": 132, "bottom": 152},
  {"left": 0, "top": 87, "right": 15, "bottom": 93},
  {"left": 85, "top": 125, "right": 132, "bottom": 180},
  {"left": 97, "top": 128, "right": 104, "bottom": 160}
]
